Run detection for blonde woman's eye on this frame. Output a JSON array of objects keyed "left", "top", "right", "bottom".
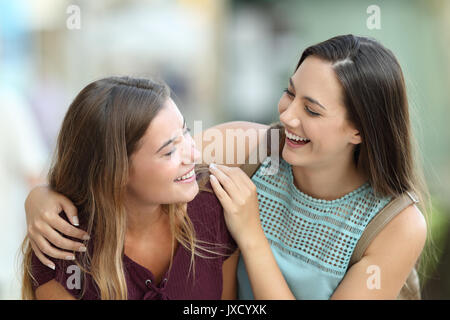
[{"left": 165, "top": 149, "right": 176, "bottom": 157}]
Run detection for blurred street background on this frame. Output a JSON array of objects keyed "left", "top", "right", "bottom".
[{"left": 0, "top": 0, "right": 449, "bottom": 299}]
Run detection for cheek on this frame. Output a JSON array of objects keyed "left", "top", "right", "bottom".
[
  {"left": 313, "top": 122, "right": 348, "bottom": 151},
  {"left": 299, "top": 119, "right": 332, "bottom": 151},
  {"left": 302, "top": 119, "right": 320, "bottom": 140},
  {"left": 151, "top": 160, "right": 180, "bottom": 185},
  {"left": 128, "top": 160, "right": 179, "bottom": 199}
]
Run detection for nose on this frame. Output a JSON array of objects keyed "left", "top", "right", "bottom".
[
  {"left": 279, "top": 104, "right": 301, "bottom": 128},
  {"left": 181, "top": 134, "right": 201, "bottom": 165}
]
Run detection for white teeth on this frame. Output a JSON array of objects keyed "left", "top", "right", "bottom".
[
  {"left": 285, "top": 130, "right": 310, "bottom": 142},
  {"left": 175, "top": 168, "right": 195, "bottom": 181}
]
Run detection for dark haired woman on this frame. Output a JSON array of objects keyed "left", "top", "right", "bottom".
[
  {"left": 24, "top": 35, "right": 428, "bottom": 299},
  {"left": 22, "top": 77, "right": 239, "bottom": 299}
]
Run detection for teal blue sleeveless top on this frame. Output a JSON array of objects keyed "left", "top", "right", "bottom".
[{"left": 237, "top": 156, "right": 392, "bottom": 300}]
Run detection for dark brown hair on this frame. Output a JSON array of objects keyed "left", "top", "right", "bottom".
[
  {"left": 296, "top": 34, "right": 432, "bottom": 277},
  {"left": 297, "top": 35, "right": 422, "bottom": 197}
]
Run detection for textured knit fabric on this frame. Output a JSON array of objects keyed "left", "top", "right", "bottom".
[
  {"left": 237, "top": 157, "right": 392, "bottom": 300},
  {"left": 30, "top": 185, "right": 237, "bottom": 300}
]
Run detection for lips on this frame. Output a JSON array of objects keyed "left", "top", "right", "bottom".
[
  {"left": 284, "top": 129, "right": 311, "bottom": 148},
  {"left": 174, "top": 167, "right": 195, "bottom": 182},
  {"left": 284, "top": 129, "right": 310, "bottom": 142}
]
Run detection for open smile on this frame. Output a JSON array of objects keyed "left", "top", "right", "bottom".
[
  {"left": 174, "top": 167, "right": 196, "bottom": 183},
  {"left": 285, "top": 129, "right": 311, "bottom": 148}
]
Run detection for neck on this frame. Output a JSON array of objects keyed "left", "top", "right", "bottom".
[
  {"left": 124, "top": 197, "right": 168, "bottom": 239},
  {"left": 291, "top": 151, "right": 368, "bottom": 201}
]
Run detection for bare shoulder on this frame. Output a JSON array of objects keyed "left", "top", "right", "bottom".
[
  {"left": 331, "top": 204, "right": 427, "bottom": 299},
  {"left": 35, "top": 279, "right": 76, "bottom": 300},
  {"left": 365, "top": 204, "right": 427, "bottom": 258}
]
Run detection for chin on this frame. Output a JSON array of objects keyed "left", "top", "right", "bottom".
[
  {"left": 177, "top": 181, "right": 200, "bottom": 203},
  {"left": 281, "top": 147, "right": 296, "bottom": 165},
  {"left": 282, "top": 147, "right": 307, "bottom": 167}
]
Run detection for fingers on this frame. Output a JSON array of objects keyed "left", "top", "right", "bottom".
[
  {"left": 30, "top": 233, "right": 76, "bottom": 261},
  {"left": 28, "top": 217, "right": 87, "bottom": 261},
  {"left": 211, "top": 164, "right": 256, "bottom": 192},
  {"left": 209, "top": 174, "right": 232, "bottom": 205},
  {"left": 58, "top": 194, "right": 79, "bottom": 226},
  {"left": 30, "top": 239, "right": 56, "bottom": 270},
  {"left": 209, "top": 163, "right": 240, "bottom": 197},
  {"left": 51, "top": 215, "right": 90, "bottom": 241},
  {"left": 42, "top": 223, "right": 87, "bottom": 253}
]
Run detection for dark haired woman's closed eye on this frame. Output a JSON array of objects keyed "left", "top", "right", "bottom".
[
  {"left": 283, "top": 88, "right": 295, "bottom": 98},
  {"left": 305, "top": 106, "right": 320, "bottom": 117}
]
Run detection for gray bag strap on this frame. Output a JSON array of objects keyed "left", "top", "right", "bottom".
[{"left": 348, "top": 190, "right": 419, "bottom": 268}]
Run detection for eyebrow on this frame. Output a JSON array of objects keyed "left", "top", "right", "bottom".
[
  {"left": 156, "top": 117, "right": 186, "bottom": 154},
  {"left": 289, "top": 78, "right": 327, "bottom": 110}
]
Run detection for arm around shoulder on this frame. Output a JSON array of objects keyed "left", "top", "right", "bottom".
[{"left": 193, "top": 121, "right": 270, "bottom": 166}]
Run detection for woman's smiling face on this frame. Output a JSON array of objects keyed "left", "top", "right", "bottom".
[
  {"left": 126, "top": 98, "right": 201, "bottom": 206},
  {"left": 278, "top": 55, "right": 362, "bottom": 169}
]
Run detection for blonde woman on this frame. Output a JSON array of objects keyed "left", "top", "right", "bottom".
[{"left": 22, "top": 76, "right": 239, "bottom": 299}]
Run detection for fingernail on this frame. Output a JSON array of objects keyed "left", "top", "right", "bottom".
[
  {"left": 72, "top": 216, "right": 79, "bottom": 226},
  {"left": 47, "top": 264, "right": 55, "bottom": 270},
  {"left": 65, "top": 256, "right": 75, "bottom": 261},
  {"left": 83, "top": 234, "right": 90, "bottom": 241},
  {"left": 79, "top": 246, "right": 87, "bottom": 252},
  {"left": 209, "top": 163, "right": 216, "bottom": 169}
]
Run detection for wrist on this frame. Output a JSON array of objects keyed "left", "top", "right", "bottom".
[
  {"left": 25, "top": 185, "right": 50, "bottom": 215},
  {"left": 237, "top": 228, "right": 268, "bottom": 254}
]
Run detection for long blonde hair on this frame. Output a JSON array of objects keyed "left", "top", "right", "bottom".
[{"left": 22, "top": 76, "right": 224, "bottom": 300}]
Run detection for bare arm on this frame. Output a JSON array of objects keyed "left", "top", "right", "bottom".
[
  {"left": 331, "top": 204, "right": 427, "bottom": 299},
  {"left": 221, "top": 249, "right": 240, "bottom": 300},
  {"left": 25, "top": 186, "right": 90, "bottom": 268},
  {"left": 238, "top": 232, "right": 295, "bottom": 299},
  {"left": 210, "top": 164, "right": 295, "bottom": 300},
  {"left": 35, "top": 280, "right": 76, "bottom": 300},
  {"left": 194, "top": 121, "right": 270, "bottom": 167}
]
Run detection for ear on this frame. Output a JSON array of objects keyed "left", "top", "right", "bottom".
[{"left": 349, "top": 130, "right": 362, "bottom": 145}]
